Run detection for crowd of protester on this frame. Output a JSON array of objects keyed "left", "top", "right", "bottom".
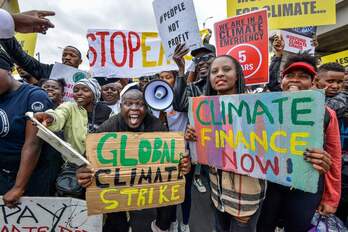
[{"left": 0, "top": 8, "right": 347, "bottom": 232}]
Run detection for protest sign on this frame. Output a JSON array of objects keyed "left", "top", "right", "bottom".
[
  {"left": 285, "top": 26, "right": 317, "bottom": 38},
  {"left": 152, "top": 0, "right": 202, "bottom": 59},
  {"left": 0, "top": 197, "right": 102, "bottom": 231},
  {"left": 26, "top": 112, "right": 90, "bottom": 166},
  {"left": 15, "top": 33, "right": 38, "bottom": 57},
  {"left": 227, "top": 0, "right": 336, "bottom": 29},
  {"left": 87, "top": 30, "right": 199, "bottom": 78},
  {"left": 85, "top": 132, "right": 186, "bottom": 215},
  {"left": 282, "top": 30, "right": 314, "bottom": 55},
  {"left": 49, "top": 63, "right": 88, "bottom": 102},
  {"left": 321, "top": 50, "right": 348, "bottom": 67},
  {"left": 188, "top": 90, "right": 325, "bottom": 193},
  {"left": 215, "top": 9, "right": 269, "bottom": 86}
]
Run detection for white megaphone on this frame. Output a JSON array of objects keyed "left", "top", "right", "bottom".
[{"left": 144, "top": 79, "right": 174, "bottom": 111}]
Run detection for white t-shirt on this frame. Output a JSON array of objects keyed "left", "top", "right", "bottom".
[
  {"left": 0, "top": 9, "right": 15, "bottom": 39},
  {"left": 153, "top": 106, "right": 188, "bottom": 132},
  {"left": 107, "top": 101, "right": 121, "bottom": 115}
]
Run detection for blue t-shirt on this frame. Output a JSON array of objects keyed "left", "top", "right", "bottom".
[{"left": 0, "top": 83, "right": 53, "bottom": 169}]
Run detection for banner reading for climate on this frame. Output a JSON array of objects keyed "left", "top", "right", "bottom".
[{"left": 227, "top": 0, "right": 336, "bottom": 29}]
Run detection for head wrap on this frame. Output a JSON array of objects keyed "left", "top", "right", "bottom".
[{"left": 74, "top": 78, "right": 101, "bottom": 103}]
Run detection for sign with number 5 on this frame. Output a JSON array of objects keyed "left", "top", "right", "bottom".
[{"left": 214, "top": 9, "right": 269, "bottom": 86}]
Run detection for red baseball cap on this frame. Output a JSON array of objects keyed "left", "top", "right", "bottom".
[{"left": 282, "top": 62, "right": 317, "bottom": 78}]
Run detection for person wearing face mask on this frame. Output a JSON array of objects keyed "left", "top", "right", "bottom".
[
  {"left": 76, "top": 87, "right": 191, "bottom": 232},
  {"left": 257, "top": 53, "right": 342, "bottom": 232},
  {"left": 34, "top": 78, "right": 111, "bottom": 156},
  {"left": 185, "top": 55, "right": 265, "bottom": 232}
]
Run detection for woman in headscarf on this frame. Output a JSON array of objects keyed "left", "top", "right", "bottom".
[{"left": 34, "top": 78, "right": 111, "bottom": 156}]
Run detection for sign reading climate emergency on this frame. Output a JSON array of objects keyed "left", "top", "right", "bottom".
[
  {"left": 215, "top": 9, "right": 269, "bottom": 86},
  {"left": 85, "top": 132, "right": 186, "bottom": 215},
  {"left": 227, "top": 0, "right": 336, "bottom": 29},
  {"left": 188, "top": 90, "right": 325, "bottom": 193}
]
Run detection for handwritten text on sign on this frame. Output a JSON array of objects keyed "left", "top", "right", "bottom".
[
  {"left": 87, "top": 30, "right": 198, "bottom": 78},
  {"left": 215, "top": 10, "right": 269, "bottom": 85},
  {"left": 227, "top": 0, "right": 336, "bottom": 29},
  {"left": 188, "top": 90, "right": 325, "bottom": 193},
  {"left": 85, "top": 132, "right": 185, "bottom": 215},
  {"left": 152, "top": 0, "right": 202, "bottom": 58},
  {"left": 0, "top": 197, "right": 102, "bottom": 232}
]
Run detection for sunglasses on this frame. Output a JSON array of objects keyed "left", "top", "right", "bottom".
[{"left": 192, "top": 54, "right": 215, "bottom": 64}]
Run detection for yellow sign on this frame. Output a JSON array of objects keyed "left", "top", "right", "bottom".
[
  {"left": 321, "top": 50, "right": 348, "bottom": 67},
  {"left": 227, "top": 0, "right": 336, "bottom": 29},
  {"left": 15, "top": 33, "right": 38, "bottom": 56}
]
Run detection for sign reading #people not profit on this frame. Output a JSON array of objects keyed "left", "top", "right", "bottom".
[
  {"left": 85, "top": 132, "right": 186, "bottom": 215},
  {"left": 152, "top": 0, "right": 202, "bottom": 59},
  {"left": 188, "top": 90, "right": 325, "bottom": 193},
  {"left": 227, "top": 0, "right": 336, "bottom": 29}
]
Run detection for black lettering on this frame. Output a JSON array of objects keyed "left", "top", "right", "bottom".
[
  {"left": 95, "top": 169, "right": 111, "bottom": 188},
  {"left": 17, "top": 206, "right": 38, "bottom": 224},
  {"left": 0, "top": 205, "right": 21, "bottom": 224},
  {"left": 130, "top": 168, "right": 137, "bottom": 186},
  {"left": 164, "top": 166, "right": 177, "bottom": 182},
  {"left": 154, "top": 167, "right": 163, "bottom": 183},
  {"left": 138, "top": 168, "right": 152, "bottom": 185},
  {"left": 114, "top": 168, "right": 126, "bottom": 186}
]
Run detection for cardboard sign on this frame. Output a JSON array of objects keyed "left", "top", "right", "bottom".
[
  {"left": 0, "top": 197, "right": 102, "bottom": 231},
  {"left": 215, "top": 10, "right": 269, "bottom": 86},
  {"left": 321, "top": 50, "right": 348, "bottom": 67},
  {"left": 227, "top": 0, "right": 336, "bottom": 29},
  {"left": 49, "top": 63, "right": 88, "bottom": 102},
  {"left": 188, "top": 90, "right": 325, "bottom": 193},
  {"left": 152, "top": 0, "right": 202, "bottom": 58},
  {"left": 87, "top": 30, "right": 198, "bottom": 78},
  {"left": 85, "top": 132, "right": 186, "bottom": 215},
  {"left": 282, "top": 30, "right": 314, "bottom": 55}
]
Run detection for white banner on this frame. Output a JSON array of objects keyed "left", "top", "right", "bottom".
[
  {"left": 49, "top": 63, "right": 88, "bottom": 102},
  {"left": 282, "top": 30, "right": 314, "bottom": 55},
  {"left": 0, "top": 197, "right": 102, "bottom": 231},
  {"left": 152, "top": 0, "right": 202, "bottom": 58},
  {"left": 87, "top": 30, "right": 194, "bottom": 78}
]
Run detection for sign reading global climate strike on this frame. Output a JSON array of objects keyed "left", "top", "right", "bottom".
[
  {"left": 85, "top": 132, "right": 185, "bottom": 215},
  {"left": 188, "top": 90, "right": 325, "bottom": 193}
]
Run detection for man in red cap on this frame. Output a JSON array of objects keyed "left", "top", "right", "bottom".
[{"left": 257, "top": 53, "right": 342, "bottom": 232}]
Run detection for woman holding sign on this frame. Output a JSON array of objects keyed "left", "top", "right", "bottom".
[
  {"left": 257, "top": 53, "right": 342, "bottom": 232},
  {"left": 185, "top": 55, "right": 265, "bottom": 232}
]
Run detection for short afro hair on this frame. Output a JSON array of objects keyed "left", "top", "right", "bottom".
[
  {"left": 283, "top": 52, "right": 318, "bottom": 73},
  {"left": 318, "top": 62, "right": 345, "bottom": 73}
]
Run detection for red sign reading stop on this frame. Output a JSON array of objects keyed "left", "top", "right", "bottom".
[{"left": 214, "top": 9, "right": 269, "bottom": 86}]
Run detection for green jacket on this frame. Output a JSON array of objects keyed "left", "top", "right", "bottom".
[{"left": 46, "top": 102, "right": 88, "bottom": 155}]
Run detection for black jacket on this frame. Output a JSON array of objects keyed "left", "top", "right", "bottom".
[
  {"left": 266, "top": 56, "right": 282, "bottom": 92},
  {"left": 96, "top": 111, "right": 167, "bottom": 133},
  {"left": 0, "top": 37, "right": 53, "bottom": 80},
  {"left": 172, "top": 75, "right": 207, "bottom": 112}
]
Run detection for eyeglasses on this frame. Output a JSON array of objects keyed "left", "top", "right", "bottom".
[{"left": 192, "top": 54, "right": 215, "bottom": 64}]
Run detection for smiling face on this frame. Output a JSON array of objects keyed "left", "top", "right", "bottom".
[
  {"left": 62, "top": 47, "right": 82, "bottom": 68},
  {"left": 73, "top": 84, "right": 94, "bottom": 108},
  {"left": 101, "top": 83, "right": 121, "bottom": 105},
  {"left": 42, "top": 80, "right": 64, "bottom": 105},
  {"left": 209, "top": 56, "right": 238, "bottom": 95},
  {"left": 281, "top": 70, "right": 313, "bottom": 91},
  {"left": 315, "top": 70, "right": 344, "bottom": 97}
]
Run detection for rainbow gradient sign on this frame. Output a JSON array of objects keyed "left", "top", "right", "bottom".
[{"left": 188, "top": 90, "right": 325, "bottom": 193}]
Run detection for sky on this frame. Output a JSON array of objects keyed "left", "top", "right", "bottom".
[{"left": 20, "top": 0, "right": 227, "bottom": 70}]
